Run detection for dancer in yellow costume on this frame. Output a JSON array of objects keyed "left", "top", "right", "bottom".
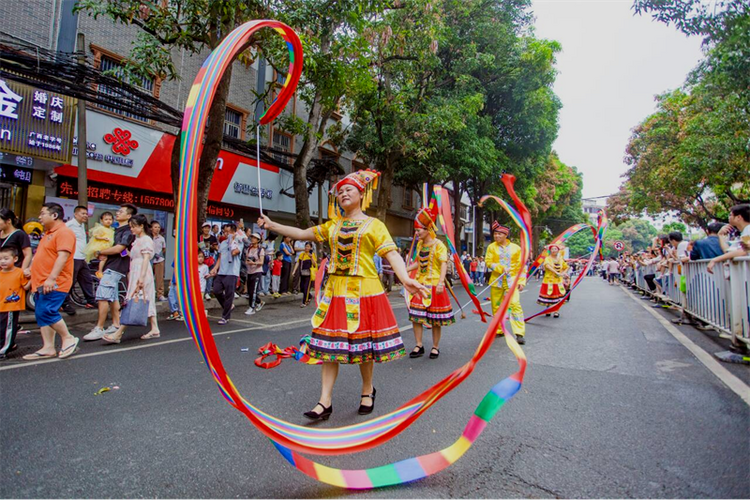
[
  {"left": 485, "top": 221, "right": 526, "bottom": 344},
  {"left": 537, "top": 244, "right": 569, "bottom": 318},
  {"left": 258, "top": 169, "right": 426, "bottom": 421}
]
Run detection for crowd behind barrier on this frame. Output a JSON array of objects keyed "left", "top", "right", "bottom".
[{"left": 629, "top": 257, "right": 750, "bottom": 348}]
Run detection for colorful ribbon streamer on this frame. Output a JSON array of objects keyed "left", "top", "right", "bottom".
[
  {"left": 176, "top": 20, "right": 530, "bottom": 489},
  {"left": 524, "top": 210, "right": 608, "bottom": 321}
]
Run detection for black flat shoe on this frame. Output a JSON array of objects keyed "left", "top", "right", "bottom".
[
  {"left": 429, "top": 347, "right": 440, "bottom": 359},
  {"left": 358, "top": 387, "right": 376, "bottom": 415},
  {"left": 545, "top": 313, "right": 551, "bottom": 317},
  {"left": 553, "top": 313, "right": 559, "bottom": 318},
  {"left": 303, "top": 402, "right": 332, "bottom": 421},
  {"left": 409, "top": 345, "right": 424, "bottom": 358},
  {"left": 517, "top": 336, "right": 525, "bottom": 345}
]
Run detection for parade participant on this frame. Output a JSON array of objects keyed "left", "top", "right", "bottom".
[
  {"left": 406, "top": 200, "right": 453, "bottom": 360},
  {"left": 537, "top": 244, "right": 569, "bottom": 318},
  {"left": 485, "top": 221, "right": 527, "bottom": 344},
  {"left": 258, "top": 169, "right": 426, "bottom": 421}
]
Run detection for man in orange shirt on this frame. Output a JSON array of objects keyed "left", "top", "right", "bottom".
[{"left": 23, "top": 203, "right": 79, "bottom": 360}]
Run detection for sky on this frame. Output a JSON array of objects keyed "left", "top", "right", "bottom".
[{"left": 530, "top": 0, "right": 705, "bottom": 200}]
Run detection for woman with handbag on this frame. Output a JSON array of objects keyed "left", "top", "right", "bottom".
[{"left": 103, "top": 214, "right": 159, "bottom": 343}]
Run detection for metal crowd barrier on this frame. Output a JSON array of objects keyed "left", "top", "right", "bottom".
[{"left": 631, "top": 257, "right": 750, "bottom": 348}]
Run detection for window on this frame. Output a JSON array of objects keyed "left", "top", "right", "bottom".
[
  {"left": 403, "top": 187, "right": 413, "bottom": 209},
  {"left": 460, "top": 205, "right": 468, "bottom": 221},
  {"left": 272, "top": 129, "right": 293, "bottom": 166},
  {"left": 224, "top": 108, "right": 242, "bottom": 139},
  {"left": 96, "top": 54, "right": 154, "bottom": 122}
]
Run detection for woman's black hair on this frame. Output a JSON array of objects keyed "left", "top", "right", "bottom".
[
  {"left": 129, "top": 214, "right": 149, "bottom": 229},
  {"left": 0, "top": 208, "right": 19, "bottom": 228}
]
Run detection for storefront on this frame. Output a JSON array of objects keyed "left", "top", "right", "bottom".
[
  {"left": 52, "top": 109, "right": 326, "bottom": 270},
  {"left": 0, "top": 77, "right": 76, "bottom": 222}
]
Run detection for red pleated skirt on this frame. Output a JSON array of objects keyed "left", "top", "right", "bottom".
[{"left": 409, "top": 286, "right": 455, "bottom": 326}]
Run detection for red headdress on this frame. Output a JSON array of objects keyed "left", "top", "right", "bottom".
[
  {"left": 491, "top": 221, "right": 510, "bottom": 235},
  {"left": 414, "top": 198, "right": 439, "bottom": 231},
  {"left": 328, "top": 169, "right": 380, "bottom": 221}
]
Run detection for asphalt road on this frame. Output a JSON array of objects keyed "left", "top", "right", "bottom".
[{"left": 1, "top": 278, "right": 748, "bottom": 498}]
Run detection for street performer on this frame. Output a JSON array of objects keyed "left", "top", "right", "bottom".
[
  {"left": 258, "top": 169, "right": 426, "bottom": 421},
  {"left": 537, "top": 244, "right": 569, "bottom": 318},
  {"left": 406, "top": 200, "right": 454, "bottom": 360},
  {"left": 485, "top": 221, "right": 527, "bottom": 344}
]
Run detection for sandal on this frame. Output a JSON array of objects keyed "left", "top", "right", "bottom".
[
  {"left": 429, "top": 347, "right": 440, "bottom": 359},
  {"left": 141, "top": 331, "right": 161, "bottom": 340},
  {"left": 58, "top": 337, "right": 80, "bottom": 359},
  {"left": 358, "top": 387, "right": 376, "bottom": 415},
  {"left": 22, "top": 351, "right": 57, "bottom": 361},
  {"left": 409, "top": 345, "right": 424, "bottom": 358}
]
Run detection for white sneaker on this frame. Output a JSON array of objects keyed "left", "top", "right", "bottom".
[
  {"left": 234, "top": 293, "right": 240, "bottom": 299},
  {"left": 83, "top": 327, "right": 105, "bottom": 341},
  {"left": 104, "top": 325, "right": 119, "bottom": 335},
  {"left": 204, "top": 293, "right": 211, "bottom": 300},
  {"left": 255, "top": 301, "right": 264, "bottom": 312},
  {"left": 244, "top": 308, "right": 256, "bottom": 315}
]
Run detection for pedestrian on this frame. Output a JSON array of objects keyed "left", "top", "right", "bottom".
[
  {"left": 259, "top": 232, "right": 275, "bottom": 296},
  {"left": 407, "top": 201, "right": 453, "bottom": 360},
  {"left": 85, "top": 212, "right": 115, "bottom": 278},
  {"left": 608, "top": 258, "right": 621, "bottom": 284},
  {"left": 23, "top": 203, "right": 79, "bottom": 360},
  {"left": 211, "top": 224, "right": 220, "bottom": 240},
  {"left": 244, "top": 232, "right": 266, "bottom": 316},
  {"left": 469, "top": 257, "right": 478, "bottom": 283},
  {"left": 485, "top": 222, "right": 526, "bottom": 344},
  {"left": 537, "top": 244, "right": 569, "bottom": 318},
  {"left": 103, "top": 214, "right": 160, "bottom": 343},
  {"left": 151, "top": 221, "right": 167, "bottom": 301},
  {"left": 258, "top": 169, "right": 426, "bottom": 421},
  {"left": 166, "top": 261, "right": 183, "bottom": 321},
  {"left": 271, "top": 251, "right": 283, "bottom": 297},
  {"left": 477, "top": 257, "right": 486, "bottom": 285},
  {"left": 197, "top": 250, "right": 209, "bottom": 313},
  {"left": 203, "top": 239, "right": 219, "bottom": 299},
  {"left": 279, "top": 235, "right": 294, "bottom": 294},
  {"left": 208, "top": 223, "right": 242, "bottom": 325},
  {"left": 297, "top": 241, "right": 317, "bottom": 308},
  {"left": 62, "top": 205, "right": 97, "bottom": 314},
  {"left": 83, "top": 204, "right": 136, "bottom": 341},
  {"left": 292, "top": 238, "right": 306, "bottom": 294},
  {"left": 0, "top": 208, "right": 32, "bottom": 275},
  {"left": 0, "top": 247, "right": 30, "bottom": 359},
  {"left": 198, "top": 222, "right": 217, "bottom": 253}
]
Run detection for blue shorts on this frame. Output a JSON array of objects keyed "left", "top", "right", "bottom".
[
  {"left": 34, "top": 290, "right": 68, "bottom": 327},
  {"left": 96, "top": 269, "right": 125, "bottom": 302}
]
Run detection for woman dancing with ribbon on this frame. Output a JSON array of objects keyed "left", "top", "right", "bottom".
[
  {"left": 407, "top": 200, "right": 454, "bottom": 360},
  {"left": 537, "top": 244, "right": 569, "bottom": 318},
  {"left": 258, "top": 170, "right": 426, "bottom": 421}
]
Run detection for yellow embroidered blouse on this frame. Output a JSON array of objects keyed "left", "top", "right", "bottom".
[
  {"left": 415, "top": 239, "right": 448, "bottom": 287},
  {"left": 542, "top": 255, "right": 568, "bottom": 285},
  {"left": 312, "top": 217, "right": 397, "bottom": 278},
  {"left": 485, "top": 241, "right": 526, "bottom": 288}
]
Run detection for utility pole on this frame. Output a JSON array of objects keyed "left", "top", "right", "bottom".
[{"left": 76, "top": 33, "right": 88, "bottom": 208}]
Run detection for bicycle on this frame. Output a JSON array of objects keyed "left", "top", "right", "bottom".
[{"left": 68, "top": 261, "right": 127, "bottom": 308}]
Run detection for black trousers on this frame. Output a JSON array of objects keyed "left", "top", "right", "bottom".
[
  {"left": 280, "top": 260, "right": 291, "bottom": 293},
  {"left": 63, "top": 259, "right": 96, "bottom": 307},
  {"left": 247, "top": 272, "right": 262, "bottom": 309},
  {"left": 300, "top": 274, "right": 313, "bottom": 304},
  {"left": 0, "top": 311, "right": 19, "bottom": 355},
  {"left": 644, "top": 274, "right": 657, "bottom": 292},
  {"left": 213, "top": 274, "right": 237, "bottom": 320}
]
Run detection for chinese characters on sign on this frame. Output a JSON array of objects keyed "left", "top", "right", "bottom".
[
  {"left": 0, "top": 165, "right": 33, "bottom": 185},
  {"left": 0, "top": 78, "right": 75, "bottom": 163},
  {"left": 233, "top": 182, "right": 273, "bottom": 199},
  {"left": 57, "top": 179, "right": 236, "bottom": 218}
]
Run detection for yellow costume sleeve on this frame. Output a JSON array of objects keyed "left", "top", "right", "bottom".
[
  {"left": 312, "top": 219, "right": 336, "bottom": 244},
  {"left": 436, "top": 241, "right": 448, "bottom": 263},
  {"left": 370, "top": 219, "right": 397, "bottom": 257}
]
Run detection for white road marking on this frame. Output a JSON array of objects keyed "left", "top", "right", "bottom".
[
  {"left": 622, "top": 285, "right": 750, "bottom": 406},
  {"left": 1, "top": 320, "right": 415, "bottom": 372}
]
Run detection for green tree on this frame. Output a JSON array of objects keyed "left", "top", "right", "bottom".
[
  {"left": 75, "top": 0, "right": 271, "bottom": 226},
  {"left": 602, "top": 219, "right": 657, "bottom": 257},
  {"left": 662, "top": 221, "right": 687, "bottom": 234}
]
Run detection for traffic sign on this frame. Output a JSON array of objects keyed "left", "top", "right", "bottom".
[{"left": 614, "top": 241, "right": 625, "bottom": 251}]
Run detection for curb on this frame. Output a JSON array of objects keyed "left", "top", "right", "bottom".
[{"left": 19, "top": 292, "right": 306, "bottom": 326}]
